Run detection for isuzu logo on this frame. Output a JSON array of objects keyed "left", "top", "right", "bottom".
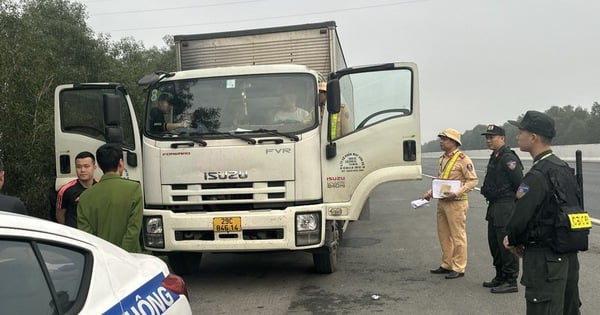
[{"left": 204, "top": 170, "right": 249, "bottom": 180}]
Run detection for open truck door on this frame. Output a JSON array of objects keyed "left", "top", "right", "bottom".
[
  {"left": 54, "top": 84, "right": 142, "bottom": 190},
  {"left": 322, "top": 62, "right": 421, "bottom": 221}
]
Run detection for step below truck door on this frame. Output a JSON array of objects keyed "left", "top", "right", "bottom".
[{"left": 321, "top": 62, "right": 422, "bottom": 220}]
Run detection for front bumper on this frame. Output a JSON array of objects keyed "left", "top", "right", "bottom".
[{"left": 143, "top": 205, "right": 325, "bottom": 252}]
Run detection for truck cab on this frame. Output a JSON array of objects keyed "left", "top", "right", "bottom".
[{"left": 54, "top": 22, "right": 421, "bottom": 275}]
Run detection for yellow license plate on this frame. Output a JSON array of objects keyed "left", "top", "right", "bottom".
[
  {"left": 213, "top": 217, "right": 242, "bottom": 232},
  {"left": 568, "top": 213, "right": 592, "bottom": 229}
]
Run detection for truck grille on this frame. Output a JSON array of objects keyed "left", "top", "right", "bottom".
[
  {"left": 167, "top": 181, "right": 287, "bottom": 204},
  {"left": 174, "top": 229, "right": 285, "bottom": 241}
]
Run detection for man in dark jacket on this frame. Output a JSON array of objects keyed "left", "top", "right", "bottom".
[
  {"left": 480, "top": 125, "right": 523, "bottom": 293},
  {"left": 503, "top": 111, "right": 582, "bottom": 314},
  {"left": 0, "top": 157, "right": 28, "bottom": 214}
]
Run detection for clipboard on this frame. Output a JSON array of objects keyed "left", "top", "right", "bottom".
[{"left": 432, "top": 179, "right": 462, "bottom": 198}]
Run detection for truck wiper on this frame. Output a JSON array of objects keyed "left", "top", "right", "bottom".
[
  {"left": 168, "top": 132, "right": 207, "bottom": 147},
  {"left": 200, "top": 128, "right": 257, "bottom": 145},
  {"left": 243, "top": 128, "right": 299, "bottom": 142},
  {"left": 187, "top": 132, "right": 208, "bottom": 146},
  {"left": 226, "top": 132, "right": 257, "bottom": 144}
]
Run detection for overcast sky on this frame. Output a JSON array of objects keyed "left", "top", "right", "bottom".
[{"left": 78, "top": 0, "right": 600, "bottom": 141}]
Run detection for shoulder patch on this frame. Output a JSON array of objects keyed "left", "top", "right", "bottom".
[
  {"left": 466, "top": 163, "right": 473, "bottom": 172},
  {"left": 506, "top": 160, "right": 517, "bottom": 170},
  {"left": 516, "top": 183, "right": 529, "bottom": 199}
]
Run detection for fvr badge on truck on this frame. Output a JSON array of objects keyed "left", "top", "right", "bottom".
[{"left": 266, "top": 148, "right": 292, "bottom": 154}]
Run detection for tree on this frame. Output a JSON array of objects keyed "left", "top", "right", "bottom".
[
  {"left": 421, "top": 104, "right": 600, "bottom": 152},
  {"left": 0, "top": 0, "right": 175, "bottom": 218},
  {"left": 0, "top": 0, "right": 110, "bottom": 217},
  {"left": 586, "top": 102, "right": 600, "bottom": 143},
  {"left": 106, "top": 36, "right": 176, "bottom": 123}
]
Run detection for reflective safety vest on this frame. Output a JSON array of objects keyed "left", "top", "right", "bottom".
[{"left": 439, "top": 151, "right": 468, "bottom": 200}]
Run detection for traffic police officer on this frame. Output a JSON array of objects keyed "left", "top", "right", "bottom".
[
  {"left": 480, "top": 124, "right": 523, "bottom": 293},
  {"left": 423, "top": 128, "right": 478, "bottom": 279},
  {"left": 503, "top": 111, "right": 582, "bottom": 314}
]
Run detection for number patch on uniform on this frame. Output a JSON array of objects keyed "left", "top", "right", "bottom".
[{"left": 568, "top": 213, "right": 592, "bottom": 229}]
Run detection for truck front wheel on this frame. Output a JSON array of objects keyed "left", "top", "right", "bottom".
[
  {"left": 313, "top": 243, "right": 337, "bottom": 274},
  {"left": 167, "top": 252, "right": 202, "bottom": 275},
  {"left": 313, "top": 220, "right": 339, "bottom": 273}
]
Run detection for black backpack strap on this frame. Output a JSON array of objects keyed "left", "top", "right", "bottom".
[{"left": 526, "top": 167, "right": 555, "bottom": 227}]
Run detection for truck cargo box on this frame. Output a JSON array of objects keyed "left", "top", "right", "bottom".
[{"left": 174, "top": 21, "right": 346, "bottom": 75}]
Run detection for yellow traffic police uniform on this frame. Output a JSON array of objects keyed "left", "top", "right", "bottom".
[{"left": 434, "top": 149, "right": 478, "bottom": 273}]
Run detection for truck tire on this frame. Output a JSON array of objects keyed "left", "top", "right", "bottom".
[
  {"left": 336, "top": 220, "right": 346, "bottom": 243},
  {"left": 313, "top": 220, "right": 339, "bottom": 274},
  {"left": 167, "top": 252, "right": 202, "bottom": 275},
  {"left": 313, "top": 243, "right": 337, "bottom": 274}
]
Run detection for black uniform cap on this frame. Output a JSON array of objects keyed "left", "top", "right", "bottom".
[
  {"left": 508, "top": 110, "right": 556, "bottom": 139},
  {"left": 481, "top": 124, "right": 505, "bottom": 136}
]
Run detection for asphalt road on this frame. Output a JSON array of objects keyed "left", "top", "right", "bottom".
[{"left": 184, "top": 177, "right": 600, "bottom": 314}]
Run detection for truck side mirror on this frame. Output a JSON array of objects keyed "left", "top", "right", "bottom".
[
  {"left": 103, "top": 94, "right": 123, "bottom": 144},
  {"left": 126, "top": 151, "right": 138, "bottom": 167},
  {"left": 103, "top": 94, "right": 121, "bottom": 126},
  {"left": 105, "top": 126, "right": 123, "bottom": 143},
  {"left": 326, "top": 79, "right": 340, "bottom": 114}
]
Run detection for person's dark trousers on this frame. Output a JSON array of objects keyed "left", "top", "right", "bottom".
[
  {"left": 521, "top": 247, "right": 581, "bottom": 315},
  {"left": 487, "top": 200, "right": 519, "bottom": 283}
]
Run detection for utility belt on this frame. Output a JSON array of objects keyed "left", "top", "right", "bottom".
[
  {"left": 439, "top": 195, "right": 468, "bottom": 201},
  {"left": 525, "top": 240, "right": 549, "bottom": 249}
]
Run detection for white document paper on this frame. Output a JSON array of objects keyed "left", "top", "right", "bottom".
[
  {"left": 410, "top": 199, "right": 429, "bottom": 209},
  {"left": 432, "top": 179, "right": 462, "bottom": 198}
]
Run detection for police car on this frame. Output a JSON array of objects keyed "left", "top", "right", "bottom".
[{"left": 0, "top": 211, "right": 192, "bottom": 315}]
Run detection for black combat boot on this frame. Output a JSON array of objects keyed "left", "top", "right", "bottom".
[
  {"left": 490, "top": 278, "right": 518, "bottom": 294},
  {"left": 482, "top": 272, "right": 503, "bottom": 288}
]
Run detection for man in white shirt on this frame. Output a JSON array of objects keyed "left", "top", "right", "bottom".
[{"left": 273, "top": 93, "right": 309, "bottom": 123}]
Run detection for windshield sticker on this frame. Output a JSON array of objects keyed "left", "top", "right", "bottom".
[
  {"left": 226, "top": 79, "right": 236, "bottom": 89},
  {"left": 151, "top": 89, "right": 158, "bottom": 102},
  {"left": 339, "top": 153, "right": 365, "bottom": 173}
]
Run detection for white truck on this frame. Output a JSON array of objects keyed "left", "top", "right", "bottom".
[{"left": 54, "top": 21, "right": 421, "bottom": 274}]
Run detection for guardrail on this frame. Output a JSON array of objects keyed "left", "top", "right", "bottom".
[{"left": 422, "top": 143, "right": 600, "bottom": 162}]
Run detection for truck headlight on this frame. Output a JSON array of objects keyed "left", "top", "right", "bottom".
[
  {"left": 296, "top": 213, "right": 319, "bottom": 231},
  {"left": 144, "top": 216, "right": 165, "bottom": 249},
  {"left": 296, "top": 212, "right": 321, "bottom": 246}
]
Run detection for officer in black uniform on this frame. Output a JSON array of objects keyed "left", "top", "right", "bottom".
[
  {"left": 480, "top": 124, "right": 523, "bottom": 293},
  {"left": 503, "top": 111, "right": 581, "bottom": 314}
]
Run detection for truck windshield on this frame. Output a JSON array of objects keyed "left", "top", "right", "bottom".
[{"left": 145, "top": 73, "right": 317, "bottom": 137}]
